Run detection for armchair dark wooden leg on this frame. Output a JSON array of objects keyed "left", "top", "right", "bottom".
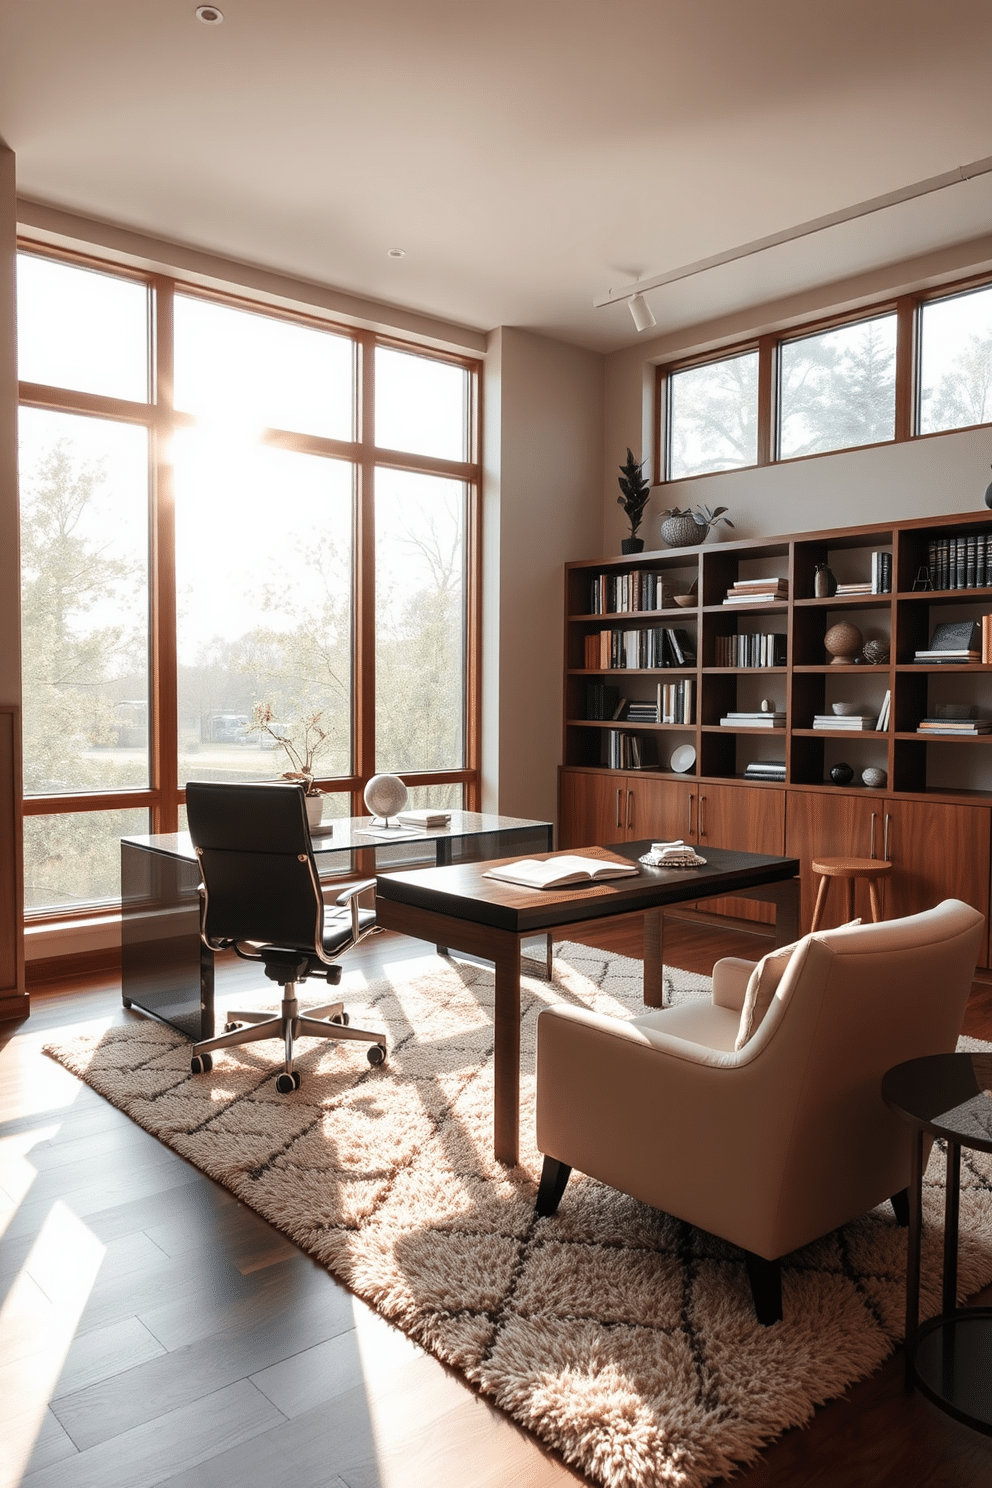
[
  {"left": 890, "top": 1187, "right": 910, "bottom": 1226},
  {"left": 535, "top": 1157, "right": 572, "bottom": 1217},
  {"left": 743, "top": 1251, "right": 783, "bottom": 1325}
]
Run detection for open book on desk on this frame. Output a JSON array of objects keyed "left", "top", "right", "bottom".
[{"left": 483, "top": 855, "right": 640, "bottom": 890}]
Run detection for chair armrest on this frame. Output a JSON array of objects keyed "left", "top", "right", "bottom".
[
  {"left": 711, "top": 957, "right": 755, "bottom": 1012},
  {"left": 335, "top": 879, "right": 377, "bottom": 944},
  {"left": 335, "top": 879, "right": 376, "bottom": 905}
]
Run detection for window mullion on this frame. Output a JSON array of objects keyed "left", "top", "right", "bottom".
[
  {"left": 151, "top": 276, "right": 179, "bottom": 832},
  {"left": 355, "top": 332, "right": 376, "bottom": 810}
]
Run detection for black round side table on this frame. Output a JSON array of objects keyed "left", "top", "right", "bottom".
[{"left": 882, "top": 1052, "right": 992, "bottom": 1433}]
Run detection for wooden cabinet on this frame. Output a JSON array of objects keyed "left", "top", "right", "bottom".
[{"left": 785, "top": 790, "right": 990, "bottom": 965}]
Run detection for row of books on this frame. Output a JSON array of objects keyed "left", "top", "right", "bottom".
[
  {"left": 744, "top": 760, "right": 786, "bottom": 781},
  {"left": 719, "top": 709, "right": 786, "bottom": 729},
  {"left": 926, "top": 534, "right": 992, "bottom": 591},
  {"left": 618, "top": 681, "right": 696, "bottom": 726},
  {"left": 604, "top": 730, "right": 654, "bottom": 769},
  {"left": 588, "top": 571, "right": 678, "bottom": 615},
  {"left": 916, "top": 717, "right": 991, "bottom": 735},
  {"left": 584, "top": 627, "right": 696, "bottom": 670},
  {"left": 585, "top": 683, "right": 621, "bottom": 720},
  {"left": 713, "top": 632, "right": 788, "bottom": 668},
  {"left": 870, "top": 550, "right": 893, "bottom": 593},
  {"left": 722, "top": 577, "right": 788, "bottom": 604}
]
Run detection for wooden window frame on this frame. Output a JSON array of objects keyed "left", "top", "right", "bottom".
[
  {"left": 655, "top": 269, "right": 992, "bottom": 483},
  {"left": 17, "top": 242, "right": 483, "bottom": 918}
]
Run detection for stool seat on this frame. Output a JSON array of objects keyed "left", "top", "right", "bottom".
[{"left": 810, "top": 856, "right": 893, "bottom": 931}]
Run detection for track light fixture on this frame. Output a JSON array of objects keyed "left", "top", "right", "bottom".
[{"left": 627, "top": 293, "right": 656, "bottom": 334}]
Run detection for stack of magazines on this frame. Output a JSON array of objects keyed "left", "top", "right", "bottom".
[
  {"left": 916, "top": 717, "right": 991, "bottom": 735},
  {"left": 743, "top": 761, "right": 786, "bottom": 781},
  {"left": 812, "top": 713, "right": 877, "bottom": 730}
]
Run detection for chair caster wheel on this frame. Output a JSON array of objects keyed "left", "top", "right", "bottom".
[
  {"left": 331, "top": 1011, "right": 350, "bottom": 1026},
  {"left": 224, "top": 1021, "right": 242, "bottom": 1033},
  {"left": 367, "top": 1044, "right": 386, "bottom": 1067},
  {"left": 190, "top": 1053, "right": 213, "bottom": 1074},
  {"left": 276, "top": 1072, "right": 298, "bottom": 1094}
]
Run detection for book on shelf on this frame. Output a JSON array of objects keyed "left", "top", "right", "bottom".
[
  {"left": 912, "top": 650, "right": 981, "bottom": 664},
  {"left": 584, "top": 625, "right": 695, "bottom": 670},
  {"left": 984, "top": 614, "right": 992, "bottom": 665},
  {"left": 657, "top": 677, "right": 694, "bottom": 725},
  {"left": 744, "top": 761, "right": 787, "bottom": 779},
  {"left": 484, "top": 855, "right": 640, "bottom": 890},
  {"left": 925, "top": 533, "right": 992, "bottom": 592},
  {"left": 626, "top": 701, "right": 659, "bottom": 722},
  {"left": 589, "top": 571, "right": 679, "bottom": 616},
  {"left": 605, "top": 729, "right": 655, "bottom": 769},
  {"left": 812, "top": 714, "right": 878, "bottom": 730},
  {"left": 720, "top": 712, "right": 785, "bottom": 728},
  {"left": 723, "top": 578, "right": 789, "bottom": 603},
  {"left": 870, "top": 551, "right": 893, "bottom": 593},
  {"left": 876, "top": 690, "right": 890, "bottom": 731},
  {"left": 916, "top": 720, "right": 991, "bottom": 734},
  {"left": 714, "top": 631, "right": 787, "bottom": 668},
  {"left": 929, "top": 620, "right": 981, "bottom": 652},
  {"left": 585, "top": 682, "right": 620, "bottom": 720},
  {"left": 834, "top": 582, "right": 873, "bottom": 596}
]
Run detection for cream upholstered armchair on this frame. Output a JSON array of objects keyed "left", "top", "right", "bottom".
[{"left": 535, "top": 899, "right": 985, "bottom": 1324}]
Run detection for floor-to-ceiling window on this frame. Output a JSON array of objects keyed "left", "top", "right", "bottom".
[{"left": 16, "top": 246, "right": 480, "bottom": 915}]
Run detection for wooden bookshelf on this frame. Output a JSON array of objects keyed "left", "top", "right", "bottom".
[{"left": 560, "top": 510, "right": 992, "bottom": 962}]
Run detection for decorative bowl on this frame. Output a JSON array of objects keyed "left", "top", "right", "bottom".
[
  {"left": 673, "top": 594, "right": 696, "bottom": 607},
  {"left": 670, "top": 745, "right": 696, "bottom": 774},
  {"left": 831, "top": 702, "right": 860, "bottom": 716}
]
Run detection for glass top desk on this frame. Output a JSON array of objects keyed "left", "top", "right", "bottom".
[{"left": 121, "top": 812, "right": 553, "bottom": 1040}]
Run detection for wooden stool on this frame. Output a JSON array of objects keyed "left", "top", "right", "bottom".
[{"left": 810, "top": 856, "right": 894, "bottom": 931}]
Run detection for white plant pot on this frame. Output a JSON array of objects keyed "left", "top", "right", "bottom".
[{"left": 305, "top": 794, "right": 324, "bottom": 830}]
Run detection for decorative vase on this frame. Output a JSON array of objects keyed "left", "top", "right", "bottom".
[
  {"left": 824, "top": 621, "right": 863, "bottom": 665},
  {"left": 830, "top": 762, "right": 854, "bottom": 785},
  {"left": 862, "top": 767, "right": 887, "bottom": 789},
  {"left": 661, "top": 514, "right": 707, "bottom": 548},
  {"left": 620, "top": 537, "right": 644, "bottom": 554},
  {"left": 305, "top": 794, "right": 324, "bottom": 830},
  {"left": 813, "top": 563, "right": 837, "bottom": 597}
]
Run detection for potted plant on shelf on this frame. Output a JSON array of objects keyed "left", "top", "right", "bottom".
[
  {"left": 660, "top": 503, "right": 734, "bottom": 548},
  {"left": 617, "top": 449, "right": 651, "bottom": 553},
  {"left": 248, "top": 703, "right": 329, "bottom": 829}
]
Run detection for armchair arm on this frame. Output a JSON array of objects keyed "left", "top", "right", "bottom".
[
  {"left": 711, "top": 957, "right": 755, "bottom": 1012},
  {"left": 335, "top": 879, "right": 377, "bottom": 943}
]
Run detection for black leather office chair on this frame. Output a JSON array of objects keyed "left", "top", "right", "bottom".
[{"left": 185, "top": 780, "right": 386, "bottom": 1093}]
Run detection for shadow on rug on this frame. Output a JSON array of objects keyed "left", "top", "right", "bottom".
[{"left": 45, "top": 943, "right": 992, "bottom": 1488}]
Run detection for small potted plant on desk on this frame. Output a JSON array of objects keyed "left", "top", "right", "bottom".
[
  {"left": 248, "top": 703, "right": 329, "bottom": 830},
  {"left": 617, "top": 448, "right": 651, "bottom": 553}
]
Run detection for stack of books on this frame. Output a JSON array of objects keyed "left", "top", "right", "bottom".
[
  {"left": 834, "top": 581, "right": 872, "bottom": 596},
  {"left": 722, "top": 577, "right": 789, "bottom": 604},
  {"left": 916, "top": 717, "right": 991, "bottom": 735},
  {"left": 397, "top": 809, "right": 451, "bottom": 828},
  {"left": 626, "top": 700, "right": 658, "bottom": 723},
  {"left": 744, "top": 760, "right": 786, "bottom": 781},
  {"left": 719, "top": 709, "right": 786, "bottom": 728},
  {"left": 914, "top": 620, "right": 981, "bottom": 664},
  {"left": 812, "top": 713, "right": 878, "bottom": 730}
]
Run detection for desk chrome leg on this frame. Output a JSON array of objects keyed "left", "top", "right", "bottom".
[
  {"left": 943, "top": 1140, "right": 961, "bottom": 1315},
  {"left": 434, "top": 836, "right": 452, "bottom": 956}
]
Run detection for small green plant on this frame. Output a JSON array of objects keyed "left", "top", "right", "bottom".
[
  {"left": 662, "top": 503, "right": 734, "bottom": 532},
  {"left": 616, "top": 449, "right": 651, "bottom": 538},
  {"left": 247, "top": 703, "right": 328, "bottom": 795}
]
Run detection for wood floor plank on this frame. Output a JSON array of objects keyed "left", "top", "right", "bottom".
[
  {"left": 24, "top": 1380, "right": 287, "bottom": 1488},
  {"left": 51, "top": 1315, "right": 167, "bottom": 1400}
]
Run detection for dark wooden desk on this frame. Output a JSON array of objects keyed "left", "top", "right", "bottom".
[{"left": 375, "top": 841, "right": 801, "bottom": 1164}]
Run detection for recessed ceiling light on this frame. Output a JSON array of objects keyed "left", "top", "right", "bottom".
[
  {"left": 195, "top": 5, "right": 224, "bottom": 23},
  {"left": 386, "top": 248, "right": 406, "bottom": 259}
]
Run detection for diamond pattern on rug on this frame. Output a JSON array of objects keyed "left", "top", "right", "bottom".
[{"left": 44, "top": 943, "right": 992, "bottom": 1488}]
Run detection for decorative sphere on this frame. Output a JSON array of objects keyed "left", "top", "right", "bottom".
[
  {"left": 862, "top": 766, "right": 887, "bottom": 789},
  {"left": 824, "top": 621, "right": 863, "bottom": 665},
  {"left": 862, "top": 638, "right": 890, "bottom": 665},
  {"left": 830, "top": 762, "right": 854, "bottom": 785},
  {"left": 364, "top": 773, "right": 408, "bottom": 819}
]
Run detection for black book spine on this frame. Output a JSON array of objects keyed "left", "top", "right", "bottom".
[{"left": 968, "top": 535, "right": 977, "bottom": 588}]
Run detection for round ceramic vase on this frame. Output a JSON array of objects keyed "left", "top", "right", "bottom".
[{"left": 661, "top": 515, "right": 707, "bottom": 548}]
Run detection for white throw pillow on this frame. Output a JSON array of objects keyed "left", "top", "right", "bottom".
[{"left": 734, "top": 919, "right": 862, "bottom": 1049}]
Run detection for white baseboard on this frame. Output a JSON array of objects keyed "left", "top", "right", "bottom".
[{"left": 25, "top": 915, "right": 122, "bottom": 962}]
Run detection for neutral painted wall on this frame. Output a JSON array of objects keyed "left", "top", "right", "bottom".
[{"left": 482, "top": 327, "right": 604, "bottom": 826}]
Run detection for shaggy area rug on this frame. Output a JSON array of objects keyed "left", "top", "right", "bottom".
[{"left": 45, "top": 943, "right": 992, "bottom": 1488}]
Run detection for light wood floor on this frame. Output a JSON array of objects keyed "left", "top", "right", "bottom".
[{"left": 3, "top": 916, "right": 992, "bottom": 1488}]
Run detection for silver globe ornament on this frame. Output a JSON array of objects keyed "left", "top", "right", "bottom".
[{"left": 364, "top": 773, "right": 409, "bottom": 825}]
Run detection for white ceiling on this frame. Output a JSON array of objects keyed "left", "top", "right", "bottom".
[{"left": 2, "top": 0, "right": 992, "bottom": 352}]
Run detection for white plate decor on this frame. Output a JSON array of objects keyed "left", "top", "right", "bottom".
[{"left": 671, "top": 745, "right": 696, "bottom": 774}]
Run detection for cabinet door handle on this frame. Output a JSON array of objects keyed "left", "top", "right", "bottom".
[
  {"left": 616, "top": 788, "right": 623, "bottom": 830},
  {"left": 884, "top": 812, "right": 891, "bottom": 861},
  {"left": 626, "top": 789, "right": 633, "bottom": 830},
  {"left": 870, "top": 812, "right": 877, "bottom": 859},
  {"left": 687, "top": 793, "right": 694, "bottom": 836},
  {"left": 699, "top": 794, "right": 706, "bottom": 838}
]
